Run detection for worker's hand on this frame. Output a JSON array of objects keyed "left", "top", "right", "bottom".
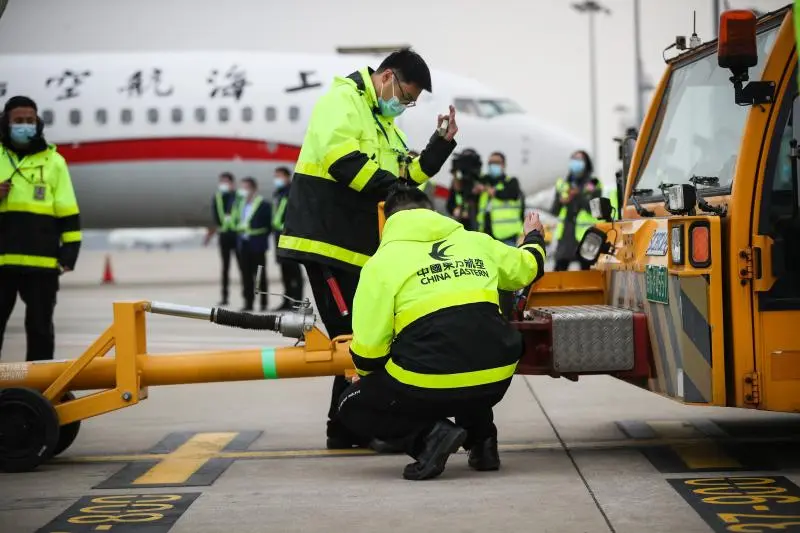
[
  {"left": 0, "top": 180, "right": 11, "bottom": 200},
  {"left": 488, "top": 187, "right": 496, "bottom": 198},
  {"left": 524, "top": 212, "right": 544, "bottom": 236},
  {"left": 437, "top": 105, "right": 458, "bottom": 141},
  {"left": 473, "top": 183, "right": 485, "bottom": 194},
  {"left": 203, "top": 228, "right": 214, "bottom": 247}
]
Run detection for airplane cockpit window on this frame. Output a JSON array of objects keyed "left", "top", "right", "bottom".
[
  {"left": 265, "top": 107, "right": 276, "bottom": 122},
  {"left": 42, "top": 110, "right": 54, "bottom": 126},
  {"left": 121, "top": 109, "right": 132, "bottom": 124},
  {"left": 219, "top": 107, "right": 229, "bottom": 123},
  {"left": 95, "top": 109, "right": 107, "bottom": 125},
  {"left": 147, "top": 108, "right": 159, "bottom": 124},
  {"left": 171, "top": 107, "right": 182, "bottom": 123},
  {"left": 242, "top": 107, "right": 253, "bottom": 122},
  {"left": 289, "top": 106, "right": 300, "bottom": 122},
  {"left": 453, "top": 98, "right": 525, "bottom": 118},
  {"left": 69, "top": 109, "right": 81, "bottom": 126},
  {"left": 195, "top": 107, "right": 206, "bottom": 123}
]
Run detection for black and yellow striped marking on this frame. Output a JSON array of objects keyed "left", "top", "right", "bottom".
[
  {"left": 94, "top": 431, "right": 261, "bottom": 489},
  {"left": 610, "top": 271, "right": 713, "bottom": 403},
  {"left": 36, "top": 492, "right": 200, "bottom": 533}
]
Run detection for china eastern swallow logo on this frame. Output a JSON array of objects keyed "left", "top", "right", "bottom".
[{"left": 429, "top": 240, "right": 454, "bottom": 261}]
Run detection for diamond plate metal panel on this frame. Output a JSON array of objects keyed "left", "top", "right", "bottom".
[{"left": 537, "top": 305, "right": 635, "bottom": 372}]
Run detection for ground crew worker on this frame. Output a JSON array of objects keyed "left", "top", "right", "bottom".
[
  {"left": 204, "top": 172, "right": 240, "bottom": 306},
  {"left": 276, "top": 49, "right": 459, "bottom": 449},
  {"left": 272, "top": 166, "right": 303, "bottom": 310},
  {"left": 475, "top": 151, "right": 525, "bottom": 318},
  {"left": 550, "top": 150, "right": 602, "bottom": 271},
  {"left": 235, "top": 177, "right": 271, "bottom": 312},
  {"left": 0, "top": 95, "right": 81, "bottom": 361},
  {"left": 337, "top": 183, "right": 546, "bottom": 480}
]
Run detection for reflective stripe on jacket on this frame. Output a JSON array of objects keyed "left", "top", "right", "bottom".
[
  {"left": 554, "top": 178, "right": 603, "bottom": 242},
  {"left": 214, "top": 191, "right": 237, "bottom": 232},
  {"left": 349, "top": 208, "right": 546, "bottom": 397},
  {"left": 476, "top": 179, "right": 524, "bottom": 240},
  {"left": 0, "top": 144, "right": 81, "bottom": 270},
  {"left": 276, "top": 66, "right": 456, "bottom": 271}
]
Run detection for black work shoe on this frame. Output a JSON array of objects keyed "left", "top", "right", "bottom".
[
  {"left": 402, "top": 420, "right": 467, "bottom": 481},
  {"left": 467, "top": 436, "right": 500, "bottom": 471},
  {"left": 370, "top": 438, "right": 405, "bottom": 454}
]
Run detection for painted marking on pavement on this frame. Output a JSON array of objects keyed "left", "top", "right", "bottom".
[
  {"left": 94, "top": 431, "right": 261, "bottom": 489},
  {"left": 669, "top": 476, "right": 800, "bottom": 533},
  {"left": 36, "top": 492, "right": 200, "bottom": 533}
]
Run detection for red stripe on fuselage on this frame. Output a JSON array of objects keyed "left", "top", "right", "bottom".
[{"left": 56, "top": 137, "right": 301, "bottom": 164}]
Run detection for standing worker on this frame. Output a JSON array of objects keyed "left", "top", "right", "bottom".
[
  {"left": 475, "top": 151, "right": 525, "bottom": 318},
  {"left": 277, "top": 49, "right": 459, "bottom": 449},
  {"left": 271, "top": 166, "right": 303, "bottom": 310},
  {"left": 235, "top": 177, "right": 271, "bottom": 312},
  {"left": 204, "top": 171, "right": 240, "bottom": 306},
  {"left": 337, "top": 183, "right": 546, "bottom": 480},
  {"left": 550, "top": 150, "right": 603, "bottom": 271},
  {"left": 0, "top": 96, "right": 82, "bottom": 361}
]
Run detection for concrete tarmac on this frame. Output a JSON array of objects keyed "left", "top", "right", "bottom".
[{"left": 2, "top": 249, "right": 800, "bottom": 533}]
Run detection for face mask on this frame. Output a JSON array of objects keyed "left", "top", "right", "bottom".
[
  {"left": 10, "top": 123, "right": 36, "bottom": 145},
  {"left": 569, "top": 158, "right": 585, "bottom": 176},
  {"left": 377, "top": 78, "right": 406, "bottom": 118},
  {"left": 237, "top": 188, "right": 249, "bottom": 197},
  {"left": 273, "top": 178, "right": 286, "bottom": 189},
  {"left": 488, "top": 163, "right": 503, "bottom": 178},
  {"left": 218, "top": 183, "right": 231, "bottom": 193}
]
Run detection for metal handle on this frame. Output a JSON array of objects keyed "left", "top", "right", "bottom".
[
  {"left": 147, "top": 301, "right": 212, "bottom": 321},
  {"left": 255, "top": 265, "right": 313, "bottom": 312}
]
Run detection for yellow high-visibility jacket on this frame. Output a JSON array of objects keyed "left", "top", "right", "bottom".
[
  {"left": 350, "top": 208, "right": 546, "bottom": 398},
  {"left": 277, "top": 66, "right": 456, "bottom": 271},
  {"left": 0, "top": 144, "right": 81, "bottom": 271}
]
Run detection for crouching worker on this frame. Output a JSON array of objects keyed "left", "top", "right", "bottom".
[{"left": 337, "top": 183, "right": 546, "bottom": 480}]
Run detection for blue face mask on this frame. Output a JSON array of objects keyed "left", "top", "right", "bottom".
[
  {"left": 488, "top": 163, "right": 503, "bottom": 178},
  {"left": 10, "top": 123, "right": 36, "bottom": 145},
  {"left": 273, "top": 177, "right": 286, "bottom": 189},
  {"left": 569, "top": 158, "right": 585, "bottom": 176},
  {"left": 377, "top": 79, "right": 407, "bottom": 118}
]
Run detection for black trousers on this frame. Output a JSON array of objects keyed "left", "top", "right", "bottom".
[
  {"left": 239, "top": 249, "right": 267, "bottom": 310},
  {"left": 0, "top": 269, "right": 59, "bottom": 361},
  {"left": 554, "top": 258, "right": 592, "bottom": 272},
  {"left": 303, "top": 262, "right": 362, "bottom": 442},
  {"left": 338, "top": 372, "right": 509, "bottom": 457},
  {"left": 278, "top": 258, "right": 304, "bottom": 305},
  {"left": 218, "top": 232, "right": 239, "bottom": 302}
]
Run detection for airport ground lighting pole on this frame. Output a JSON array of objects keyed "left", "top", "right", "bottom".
[{"left": 572, "top": 0, "right": 611, "bottom": 165}]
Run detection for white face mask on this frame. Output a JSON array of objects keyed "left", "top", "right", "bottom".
[
  {"left": 237, "top": 188, "right": 249, "bottom": 197},
  {"left": 219, "top": 183, "right": 231, "bottom": 193}
]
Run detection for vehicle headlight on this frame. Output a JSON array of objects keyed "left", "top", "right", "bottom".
[
  {"left": 666, "top": 184, "right": 697, "bottom": 213},
  {"left": 577, "top": 227, "right": 609, "bottom": 264},
  {"left": 671, "top": 224, "right": 684, "bottom": 265}
]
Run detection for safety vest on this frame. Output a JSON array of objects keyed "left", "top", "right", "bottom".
[
  {"left": 554, "top": 178, "right": 603, "bottom": 242},
  {"left": 277, "top": 66, "right": 454, "bottom": 271},
  {"left": 476, "top": 179, "right": 524, "bottom": 240},
  {"left": 0, "top": 144, "right": 81, "bottom": 270},
  {"left": 349, "top": 208, "right": 546, "bottom": 396},
  {"left": 214, "top": 191, "right": 237, "bottom": 232},
  {"left": 237, "top": 195, "right": 267, "bottom": 237},
  {"left": 272, "top": 193, "right": 288, "bottom": 232}
]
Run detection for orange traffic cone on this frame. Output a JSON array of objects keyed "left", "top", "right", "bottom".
[{"left": 102, "top": 254, "right": 115, "bottom": 284}]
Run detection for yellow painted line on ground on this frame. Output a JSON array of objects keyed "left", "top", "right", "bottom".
[
  {"left": 132, "top": 432, "right": 238, "bottom": 485},
  {"left": 646, "top": 421, "right": 741, "bottom": 470}
]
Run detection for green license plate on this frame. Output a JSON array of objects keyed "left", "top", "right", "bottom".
[{"left": 645, "top": 265, "right": 669, "bottom": 304}]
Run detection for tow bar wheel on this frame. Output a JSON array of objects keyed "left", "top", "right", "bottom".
[
  {"left": 53, "top": 391, "right": 80, "bottom": 457},
  {"left": 0, "top": 387, "right": 60, "bottom": 473}
]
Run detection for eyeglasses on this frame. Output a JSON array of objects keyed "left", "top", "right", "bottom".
[{"left": 392, "top": 70, "right": 416, "bottom": 108}]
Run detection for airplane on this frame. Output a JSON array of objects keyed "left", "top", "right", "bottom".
[
  {"left": 107, "top": 227, "right": 206, "bottom": 251},
  {"left": 0, "top": 51, "right": 585, "bottom": 229}
]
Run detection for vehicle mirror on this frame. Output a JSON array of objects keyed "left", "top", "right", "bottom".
[
  {"left": 590, "top": 197, "right": 614, "bottom": 222},
  {"left": 665, "top": 184, "right": 697, "bottom": 214},
  {"left": 577, "top": 227, "right": 612, "bottom": 265},
  {"left": 718, "top": 10, "right": 758, "bottom": 75}
]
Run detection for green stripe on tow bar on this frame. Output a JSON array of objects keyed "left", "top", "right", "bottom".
[{"left": 261, "top": 348, "right": 277, "bottom": 379}]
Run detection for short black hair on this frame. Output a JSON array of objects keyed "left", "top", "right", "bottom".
[
  {"left": 4, "top": 95, "right": 37, "bottom": 114},
  {"left": 242, "top": 176, "right": 257, "bottom": 189},
  {"left": 377, "top": 49, "right": 432, "bottom": 92},
  {"left": 219, "top": 172, "right": 234, "bottom": 182},
  {"left": 275, "top": 166, "right": 291, "bottom": 178},
  {"left": 489, "top": 151, "right": 506, "bottom": 164},
  {"left": 384, "top": 181, "right": 433, "bottom": 218}
]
